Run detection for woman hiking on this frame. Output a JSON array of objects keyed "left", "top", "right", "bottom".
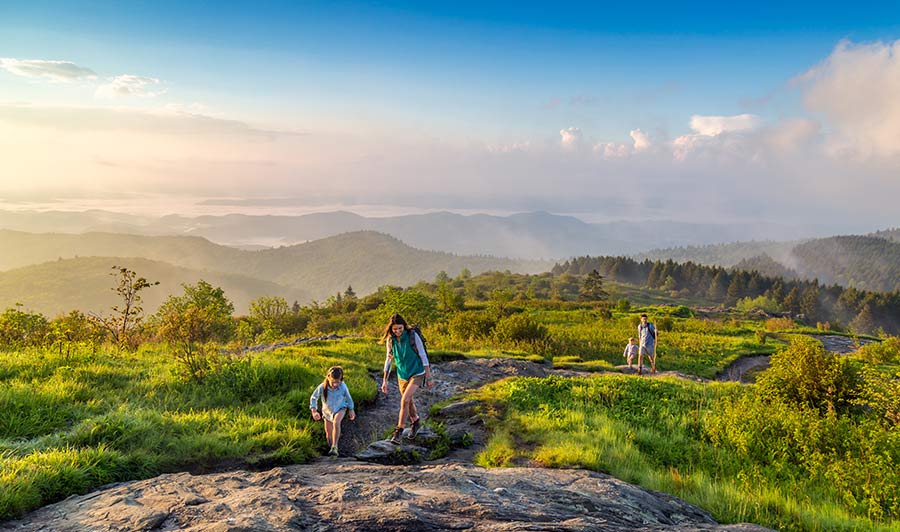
[{"left": 381, "top": 313, "right": 433, "bottom": 444}]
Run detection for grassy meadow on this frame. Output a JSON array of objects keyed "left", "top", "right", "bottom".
[
  {"left": 470, "top": 339, "right": 900, "bottom": 532},
  {"left": 2, "top": 292, "right": 898, "bottom": 532},
  {"left": 0, "top": 339, "right": 382, "bottom": 518}
]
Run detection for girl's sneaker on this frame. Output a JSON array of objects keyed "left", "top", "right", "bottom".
[
  {"left": 389, "top": 426, "right": 403, "bottom": 444},
  {"left": 328, "top": 446, "right": 339, "bottom": 456}
]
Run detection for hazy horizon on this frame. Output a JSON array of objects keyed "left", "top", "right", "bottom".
[
  {"left": 0, "top": 200, "right": 887, "bottom": 236},
  {"left": 2, "top": 2, "right": 900, "bottom": 231}
]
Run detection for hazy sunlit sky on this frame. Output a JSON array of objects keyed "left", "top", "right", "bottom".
[{"left": 1, "top": 1, "right": 899, "bottom": 226}]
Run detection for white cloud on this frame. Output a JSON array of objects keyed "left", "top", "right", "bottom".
[
  {"left": 763, "top": 118, "right": 820, "bottom": 152},
  {"left": 688, "top": 114, "right": 761, "bottom": 136},
  {"left": 672, "top": 114, "right": 761, "bottom": 160},
  {"left": 630, "top": 129, "right": 651, "bottom": 151},
  {"left": 95, "top": 75, "right": 165, "bottom": 98},
  {"left": 593, "top": 141, "right": 630, "bottom": 158},
  {"left": 0, "top": 58, "right": 96, "bottom": 82},
  {"left": 559, "top": 127, "right": 582, "bottom": 150},
  {"left": 800, "top": 39, "right": 900, "bottom": 158},
  {"left": 593, "top": 128, "right": 651, "bottom": 159}
]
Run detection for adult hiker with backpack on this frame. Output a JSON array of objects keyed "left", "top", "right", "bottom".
[
  {"left": 637, "top": 313, "right": 658, "bottom": 375},
  {"left": 381, "top": 313, "right": 434, "bottom": 444}
]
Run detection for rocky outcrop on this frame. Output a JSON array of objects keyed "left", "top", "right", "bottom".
[{"left": 1, "top": 462, "right": 772, "bottom": 531}]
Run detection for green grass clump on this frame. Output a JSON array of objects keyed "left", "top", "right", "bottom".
[{"left": 472, "top": 373, "right": 900, "bottom": 532}]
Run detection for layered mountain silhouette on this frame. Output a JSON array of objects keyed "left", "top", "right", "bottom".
[
  {"left": 0, "top": 231, "right": 546, "bottom": 315},
  {"left": 0, "top": 209, "right": 836, "bottom": 258}
]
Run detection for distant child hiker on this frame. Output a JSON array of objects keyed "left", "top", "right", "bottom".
[
  {"left": 381, "top": 313, "right": 433, "bottom": 444},
  {"left": 637, "top": 313, "right": 658, "bottom": 375},
  {"left": 310, "top": 366, "right": 356, "bottom": 456},
  {"left": 623, "top": 337, "right": 638, "bottom": 369}
]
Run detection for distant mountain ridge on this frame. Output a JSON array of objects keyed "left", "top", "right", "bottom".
[
  {"left": 640, "top": 233, "right": 900, "bottom": 293},
  {"left": 0, "top": 257, "right": 305, "bottom": 316},
  {"left": 0, "top": 230, "right": 547, "bottom": 315},
  {"left": 0, "top": 209, "right": 841, "bottom": 259}
]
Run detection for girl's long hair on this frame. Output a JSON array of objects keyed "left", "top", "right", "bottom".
[
  {"left": 380, "top": 313, "right": 409, "bottom": 345},
  {"left": 322, "top": 366, "right": 343, "bottom": 401}
]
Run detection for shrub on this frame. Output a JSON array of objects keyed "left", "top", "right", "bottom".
[
  {"left": 153, "top": 281, "right": 235, "bottom": 381},
  {"left": 0, "top": 306, "right": 49, "bottom": 349},
  {"left": 765, "top": 316, "right": 795, "bottom": 331},
  {"left": 855, "top": 337, "right": 900, "bottom": 365},
  {"left": 615, "top": 299, "right": 631, "bottom": 312},
  {"left": 671, "top": 305, "right": 693, "bottom": 318},
  {"left": 249, "top": 296, "right": 292, "bottom": 336},
  {"left": 447, "top": 311, "right": 497, "bottom": 342},
  {"left": 856, "top": 368, "right": 900, "bottom": 426},
  {"left": 736, "top": 296, "right": 781, "bottom": 314},
  {"left": 375, "top": 288, "right": 439, "bottom": 326},
  {"left": 47, "top": 311, "right": 104, "bottom": 357},
  {"left": 757, "top": 337, "right": 863, "bottom": 415},
  {"left": 657, "top": 316, "right": 674, "bottom": 332},
  {"left": 493, "top": 314, "right": 549, "bottom": 344}
]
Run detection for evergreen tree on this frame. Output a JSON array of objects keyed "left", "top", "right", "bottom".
[
  {"left": 783, "top": 287, "right": 801, "bottom": 314},
  {"left": 579, "top": 270, "right": 609, "bottom": 301},
  {"left": 850, "top": 304, "right": 876, "bottom": 334},
  {"left": 800, "top": 286, "right": 821, "bottom": 319},
  {"left": 647, "top": 262, "right": 663, "bottom": 288},
  {"left": 707, "top": 271, "right": 728, "bottom": 302},
  {"left": 343, "top": 285, "right": 357, "bottom": 300},
  {"left": 726, "top": 276, "right": 743, "bottom": 306}
]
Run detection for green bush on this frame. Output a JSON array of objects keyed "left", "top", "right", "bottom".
[
  {"left": 855, "top": 337, "right": 900, "bottom": 365},
  {"left": 375, "top": 288, "right": 439, "bottom": 326},
  {"left": 447, "top": 311, "right": 497, "bottom": 342},
  {"left": 765, "top": 316, "right": 795, "bottom": 331},
  {"left": 757, "top": 337, "right": 863, "bottom": 415},
  {"left": 493, "top": 314, "right": 549, "bottom": 344},
  {"left": 0, "top": 307, "right": 49, "bottom": 350},
  {"left": 671, "top": 305, "right": 693, "bottom": 318},
  {"left": 736, "top": 295, "right": 782, "bottom": 314},
  {"left": 657, "top": 316, "right": 674, "bottom": 332}
]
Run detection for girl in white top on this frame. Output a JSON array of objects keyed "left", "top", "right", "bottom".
[{"left": 310, "top": 366, "right": 356, "bottom": 456}]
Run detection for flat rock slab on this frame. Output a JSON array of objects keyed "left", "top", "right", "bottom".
[{"left": 2, "top": 462, "right": 773, "bottom": 532}]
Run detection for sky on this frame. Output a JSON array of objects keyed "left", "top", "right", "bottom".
[{"left": 1, "top": 0, "right": 900, "bottom": 227}]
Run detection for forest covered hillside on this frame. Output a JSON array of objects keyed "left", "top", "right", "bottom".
[{"left": 640, "top": 234, "right": 900, "bottom": 293}]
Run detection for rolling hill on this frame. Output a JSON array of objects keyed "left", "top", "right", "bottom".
[
  {"left": 0, "top": 257, "right": 306, "bottom": 317},
  {"left": 0, "top": 231, "right": 548, "bottom": 314}
]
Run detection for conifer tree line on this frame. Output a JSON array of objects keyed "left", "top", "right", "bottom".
[{"left": 552, "top": 256, "right": 900, "bottom": 334}]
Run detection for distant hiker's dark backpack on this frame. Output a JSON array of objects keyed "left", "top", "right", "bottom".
[
  {"left": 640, "top": 323, "right": 657, "bottom": 340},
  {"left": 409, "top": 324, "right": 428, "bottom": 356}
]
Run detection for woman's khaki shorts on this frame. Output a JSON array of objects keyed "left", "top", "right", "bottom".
[{"left": 398, "top": 374, "right": 425, "bottom": 395}]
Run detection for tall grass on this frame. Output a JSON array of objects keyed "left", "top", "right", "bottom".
[
  {"left": 0, "top": 339, "right": 382, "bottom": 519},
  {"left": 473, "top": 374, "right": 900, "bottom": 532}
]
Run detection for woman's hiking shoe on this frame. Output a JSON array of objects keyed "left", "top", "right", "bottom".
[
  {"left": 328, "top": 446, "right": 339, "bottom": 456},
  {"left": 408, "top": 418, "right": 421, "bottom": 439},
  {"left": 389, "top": 426, "right": 404, "bottom": 444}
]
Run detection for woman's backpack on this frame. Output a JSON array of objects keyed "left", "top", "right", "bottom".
[{"left": 409, "top": 324, "right": 428, "bottom": 356}]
